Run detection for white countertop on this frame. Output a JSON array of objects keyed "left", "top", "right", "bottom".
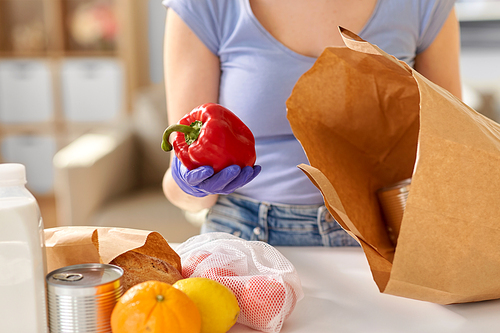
[{"left": 228, "top": 246, "right": 500, "bottom": 333}]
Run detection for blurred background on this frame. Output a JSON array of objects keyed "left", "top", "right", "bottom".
[{"left": 0, "top": 0, "right": 499, "bottom": 242}]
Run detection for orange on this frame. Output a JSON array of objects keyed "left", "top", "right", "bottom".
[{"left": 111, "top": 280, "right": 201, "bottom": 333}]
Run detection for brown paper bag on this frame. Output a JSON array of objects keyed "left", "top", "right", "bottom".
[
  {"left": 44, "top": 226, "right": 181, "bottom": 274},
  {"left": 286, "top": 27, "right": 500, "bottom": 304}
]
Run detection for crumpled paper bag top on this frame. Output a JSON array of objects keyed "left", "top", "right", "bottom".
[
  {"left": 286, "top": 36, "right": 420, "bottom": 263},
  {"left": 286, "top": 27, "right": 500, "bottom": 304}
]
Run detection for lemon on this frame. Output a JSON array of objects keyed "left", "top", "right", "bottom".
[{"left": 173, "top": 277, "right": 240, "bottom": 333}]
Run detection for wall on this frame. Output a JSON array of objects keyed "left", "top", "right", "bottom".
[{"left": 148, "top": 0, "right": 167, "bottom": 84}]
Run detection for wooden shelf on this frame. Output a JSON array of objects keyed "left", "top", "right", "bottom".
[
  {"left": 0, "top": 0, "right": 49, "bottom": 54},
  {"left": 0, "top": 50, "right": 119, "bottom": 58},
  {"left": 0, "top": 123, "right": 58, "bottom": 135},
  {"left": 0, "top": 0, "right": 150, "bottom": 196}
]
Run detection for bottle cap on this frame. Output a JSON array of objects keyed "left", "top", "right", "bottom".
[{"left": 0, "top": 163, "right": 27, "bottom": 186}]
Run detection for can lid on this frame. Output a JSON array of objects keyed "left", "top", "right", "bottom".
[
  {"left": 0, "top": 163, "right": 27, "bottom": 186},
  {"left": 46, "top": 263, "right": 123, "bottom": 287}
]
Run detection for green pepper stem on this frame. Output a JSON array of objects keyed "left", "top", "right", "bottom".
[{"left": 161, "top": 121, "right": 203, "bottom": 152}]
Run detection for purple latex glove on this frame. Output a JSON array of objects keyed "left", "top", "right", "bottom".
[{"left": 171, "top": 155, "right": 261, "bottom": 197}]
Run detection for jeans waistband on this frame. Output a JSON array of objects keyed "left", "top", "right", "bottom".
[
  {"left": 219, "top": 194, "right": 335, "bottom": 239},
  {"left": 204, "top": 194, "right": 359, "bottom": 246}
]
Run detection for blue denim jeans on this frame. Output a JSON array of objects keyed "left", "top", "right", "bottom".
[{"left": 201, "top": 193, "right": 360, "bottom": 247}]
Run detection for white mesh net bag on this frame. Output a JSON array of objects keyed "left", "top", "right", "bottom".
[{"left": 176, "top": 232, "right": 304, "bottom": 333}]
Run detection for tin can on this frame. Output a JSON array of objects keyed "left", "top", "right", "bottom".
[
  {"left": 46, "top": 263, "right": 124, "bottom": 333},
  {"left": 377, "top": 178, "right": 411, "bottom": 245}
]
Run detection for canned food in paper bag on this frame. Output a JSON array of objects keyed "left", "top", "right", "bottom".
[
  {"left": 377, "top": 178, "right": 411, "bottom": 245},
  {"left": 46, "top": 263, "right": 123, "bottom": 333}
]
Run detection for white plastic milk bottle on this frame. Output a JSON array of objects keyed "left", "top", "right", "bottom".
[{"left": 0, "top": 163, "right": 48, "bottom": 333}]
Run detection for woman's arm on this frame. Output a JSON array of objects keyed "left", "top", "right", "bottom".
[
  {"left": 162, "top": 8, "right": 221, "bottom": 212},
  {"left": 414, "top": 8, "right": 462, "bottom": 99}
]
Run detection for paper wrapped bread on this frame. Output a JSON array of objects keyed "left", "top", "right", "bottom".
[{"left": 44, "top": 227, "right": 183, "bottom": 291}]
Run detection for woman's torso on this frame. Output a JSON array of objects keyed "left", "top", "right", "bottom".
[{"left": 163, "top": 0, "right": 455, "bottom": 205}]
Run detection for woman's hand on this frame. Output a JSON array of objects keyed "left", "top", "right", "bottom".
[{"left": 171, "top": 156, "right": 261, "bottom": 197}]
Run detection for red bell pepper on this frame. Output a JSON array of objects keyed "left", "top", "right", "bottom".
[{"left": 161, "top": 103, "right": 256, "bottom": 173}]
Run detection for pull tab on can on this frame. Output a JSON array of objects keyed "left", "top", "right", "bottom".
[{"left": 52, "top": 273, "right": 84, "bottom": 282}]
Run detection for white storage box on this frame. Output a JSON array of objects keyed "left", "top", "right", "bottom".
[
  {"left": 460, "top": 49, "right": 500, "bottom": 121},
  {"left": 0, "top": 59, "right": 54, "bottom": 123},
  {"left": 1, "top": 135, "right": 57, "bottom": 194},
  {"left": 61, "top": 58, "right": 124, "bottom": 122}
]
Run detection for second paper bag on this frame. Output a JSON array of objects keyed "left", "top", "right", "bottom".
[{"left": 286, "top": 28, "right": 500, "bottom": 305}]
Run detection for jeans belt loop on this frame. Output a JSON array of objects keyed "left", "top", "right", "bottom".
[
  {"left": 317, "top": 205, "right": 334, "bottom": 235},
  {"left": 255, "top": 202, "right": 270, "bottom": 242}
]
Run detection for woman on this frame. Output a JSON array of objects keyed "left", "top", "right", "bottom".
[{"left": 161, "top": 0, "right": 462, "bottom": 246}]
